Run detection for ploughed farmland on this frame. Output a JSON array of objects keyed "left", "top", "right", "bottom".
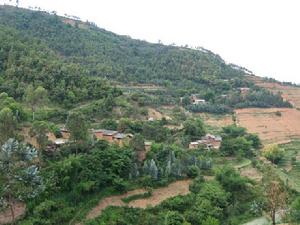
[{"left": 235, "top": 108, "right": 300, "bottom": 144}]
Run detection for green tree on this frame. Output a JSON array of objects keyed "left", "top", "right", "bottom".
[
  {"left": 0, "top": 107, "right": 17, "bottom": 144},
  {"left": 202, "top": 216, "right": 220, "bottom": 225},
  {"left": 216, "top": 166, "right": 252, "bottom": 206},
  {"left": 66, "top": 112, "right": 89, "bottom": 154},
  {"left": 220, "top": 137, "right": 253, "bottom": 157},
  {"left": 24, "top": 85, "right": 48, "bottom": 121},
  {"left": 0, "top": 139, "right": 43, "bottom": 224},
  {"left": 222, "top": 125, "right": 246, "bottom": 138},
  {"left": 290, "top": 196, "right": 300, "bottom": 223},
  {"left": 165, "top": 211, "right": 185, "bottom": 225},
  {"left": 130, "top": 134, "right": 145, "bottom": 151},
  {"left": 100, "top": 119, "right": 118, "bottom": 130},
  {"left": 183, "top": 118, "right": 206, "bottom": 141},
  {"left": 262, "top": 144, "right": 285, "bottom": 164},
  {"left": 30, "top": 121, "right": 49, "bottom": 162}
]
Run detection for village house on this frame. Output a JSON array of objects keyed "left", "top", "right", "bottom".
[
  {"left": 189, "top": 134, "right": 222, "bottom": 150},
  {"left": 191, "top": 94, "right": 206, "bottom": 105},
  {"left": 239, "top": 87, "right": 251, "bottom": 95},
  {"left": 46, "top": 132, "right": 69, "bottom": 151},
  {"left": 92, "top": 129, "right": 133, "bottom": 146}
]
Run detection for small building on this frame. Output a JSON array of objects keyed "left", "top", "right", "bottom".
[
  {"left": 53, "top": 138, "right": 68, "bottom": 146},
  {"left": 93, "top": 129, "right": 118, "bottom": 142},
  {"left": 239, "top": 87, "right": 250, "bottom": 95},
  {"left": 93, "top": 129, "right": 132, "bottom": 146},
  {"left": 189, "top": 134, "right": 222, "bottom": 150},
  {"left": 191, "top": 94, "right": 206, "bottom": 105},
  {"left": 193, "top": 99, "right": 206, "bottom": 105},
  {"left": 113, "top": 133, "right": 132, "bottom": 146}
]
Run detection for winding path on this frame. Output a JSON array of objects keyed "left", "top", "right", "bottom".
[{"left": 86, "top": 179, "right": 191, "bottom": 220}]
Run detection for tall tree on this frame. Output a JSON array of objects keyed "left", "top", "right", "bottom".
[
  {"left": 183, "top": 118, "right": 206, "bottom": 141},
  {"left": 66, "top": 112, "right": 89, "bottom": 154},
  {"left": 0, "top": 139, "right": 43, "bottom": 224},
  {"left": 24, "top": 85, "right": 48, "bottom": 121},
  {"left": 0, "top": 107, "right": 17, "bottom": 144},
  {"left": 30, "top": 121, "right": 49, "bottom": 162},
  {"left": 263, "top": 169, "right": 287, "bottom": 225}
]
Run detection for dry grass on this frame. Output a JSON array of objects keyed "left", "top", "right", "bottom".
[
  {"left": 235, "top": 108, "right": 300, "bottom": 144},
  {"left": 240, "top": 166, "right": 263, "bottom": 182},
  {"left": 198, "top": 113, "right": 233, "bottom": 128}
]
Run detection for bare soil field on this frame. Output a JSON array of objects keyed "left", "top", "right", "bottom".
[
  {"left": 148, "top": 108, "right": 172, "bottom": 120},
  {"left": 197, "top": 113, "right": 234, "bottom": 128},
  {"left": 235, "top": 108, "right": 300, "bottom": 144},
  {"left": 86, "top": 180, "right": 191, "bottom": 220}
]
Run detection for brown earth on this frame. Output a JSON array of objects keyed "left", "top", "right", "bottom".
[
  {"left": 240, "top": 166, "right": 263, "bottom": 182},
  {"left": 235, "top": 108, "right": 300, "bottom": 144},
  {"left": 148, "top": 108, "right": 172, "bottom": 120},
  {"left": 0, "top": 202, "right": 26, "bottom": 225},
  {"left": 21, "top": 127, "right": 39, "bottom": 148},
  {"left": 197, "top": 113, "right": 234, "bottom": 127},
  {"left": 86, "top": 180, "right": 191, "bottom": 220}
]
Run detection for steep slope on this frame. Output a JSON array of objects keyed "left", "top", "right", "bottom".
[
  {"left": 0, "top": 5, "right": 291, "bottom": 109},
  {"left": 0, "top": 6, "right": 248, "bottom": 86}
]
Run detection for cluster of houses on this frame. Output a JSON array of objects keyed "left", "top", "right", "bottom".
[
  {"left": 47, "top": 128, "right": 153, "bottom": 161},
  {"left": 181, "top": 87, "right": 251, "bottom": 105},
  {"left": 189, "top": 134, "right": 222, "bottom": 150},
  {"left": 48, "top": 128, "right": 134, "bottom": 148}
]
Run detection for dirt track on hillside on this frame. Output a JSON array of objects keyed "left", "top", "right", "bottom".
[
  {"left": 0, "top": 202, "right": 26, "bottom": 225},
  {"left": 86, "top": 179, "right": 191, "bottom": 220},
  {"left": 235, "top": 108, "right": 300, "bottom": 144}
]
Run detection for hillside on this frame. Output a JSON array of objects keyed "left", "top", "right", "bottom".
[
  {"left": 1, "top": 5, "right": 300, "bottom": 225},
  {"left": 0, "top": 5, "right": 291, "bottom": 110}
]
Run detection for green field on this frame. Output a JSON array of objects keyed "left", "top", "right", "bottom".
[{"left": 276, "top": 140, "right": 300, "bottom": 192}]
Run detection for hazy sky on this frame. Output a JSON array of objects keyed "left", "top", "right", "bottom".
[{"left": 2, "top": 0, "right": 300, "bottom": 83}]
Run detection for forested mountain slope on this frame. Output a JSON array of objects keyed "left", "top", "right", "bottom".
[{"left": 0, "top": 5, "right": 291, "bottom": 109}]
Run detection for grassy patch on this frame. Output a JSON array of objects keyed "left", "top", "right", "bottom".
[
  {"left": 121, "top": 191, "right": 152, "bottom": 204},
  {"left": 273, "top": 140, "right": 300, "bottom": 192}
]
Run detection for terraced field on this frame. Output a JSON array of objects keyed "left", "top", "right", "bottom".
[
  {"left": 276, "top": 141, "right": 300, "bottom": 192},
  {"left": 235, "top": 108, "right": 300, "bottom": 144}
]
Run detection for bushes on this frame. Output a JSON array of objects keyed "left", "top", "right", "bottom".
[
  {"left": 262, "top": 144, "right": 285, "bottom": 164},
  {"left": 220, "top": 125, "right": 260, "bottom": 157},
  {"left": 289, "top": 196, "right": 300, "bottom": 223},
  {"left": 28, "top": 200, "right": 75, "bottom": 225},
  {"left": 187, "top": 103, "right": 232, "bottom": 114},
  {"left": 122, "top": 190, "right": 152, "bottom": 203}
]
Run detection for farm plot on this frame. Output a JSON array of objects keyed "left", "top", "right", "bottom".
[
  {"left": 275, "top": 141, "right": 300, "bottom": 192},
  {"left": 235, "top": 108, "right": 300, "bottom": 144}
]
